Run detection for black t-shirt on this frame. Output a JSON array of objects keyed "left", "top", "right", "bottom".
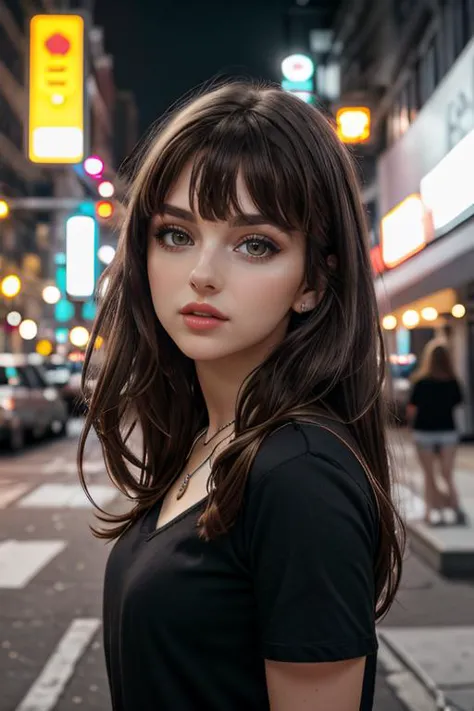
[
  {"left": 103, "top": 422, "right": 380, "bottom": 711},
  {"left": 409, "top": 377, "right": 463, "bottom": 431}
]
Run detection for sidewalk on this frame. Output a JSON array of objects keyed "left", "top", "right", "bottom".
[
  {"left": 390, "top": 429, "right": 474, "bottom": 577},
  {"left": 389, "top": 427, "right": 474, "bottom": 505},
  {"left": 380, "top": 430, "right": 474, "bottom": 710}
]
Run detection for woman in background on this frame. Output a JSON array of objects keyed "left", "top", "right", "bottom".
[{"left": 407, "top": 340, "right": 466, "bottom": 526}]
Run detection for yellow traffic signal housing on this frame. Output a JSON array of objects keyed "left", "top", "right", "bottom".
[{"left": 28, "top": 14, "right": 86, "bottom": 164}]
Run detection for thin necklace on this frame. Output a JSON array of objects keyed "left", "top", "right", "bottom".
[
  {"left": 176, "top": 420, "right": 235, "bottom": 500},
  {"left": 203, "top": 418, "right": 235, "bottom": 445}
]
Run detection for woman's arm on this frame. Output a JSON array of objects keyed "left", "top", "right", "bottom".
[
  {"left": 406, "top": 403, "right": 417, "bottom": 425},
  {"left": 406, "top": 380, "right": 420, "bottom": 425},
  {"left": 245, "top": 435, "right": 379, "bottom": 711},
  {"left": 265, "top": 657, "right": 366, "bottom": 711}
]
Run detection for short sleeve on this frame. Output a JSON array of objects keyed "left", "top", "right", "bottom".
[{"left": 245, "top": 452, "right": 378, "bottom": 663}]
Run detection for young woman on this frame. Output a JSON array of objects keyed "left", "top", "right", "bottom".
[
  {"left": 79, "top": 81, "right": 404, "bottom": 711},
  {"left": 407, "top": 339, "right": 466, "bottom": 526}
]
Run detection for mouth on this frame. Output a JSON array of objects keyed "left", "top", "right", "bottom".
[
  {"left": 179, "top": 304, "right": 228, "bottom": 331},
  {"left": 189, "top": 310, "right": 222, "bottom": 318},
  {"left": 179, "top": 303, "right": 228, "bottom": 321}
]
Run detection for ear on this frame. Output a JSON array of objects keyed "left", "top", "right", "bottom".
[
  {"left": 292, "top": 254, "right": 337, "bottom": 315},
  {"left": 292, "top": 287, "right": 318, "bottom": 315}
]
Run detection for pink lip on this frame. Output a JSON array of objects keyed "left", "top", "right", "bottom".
[
  {"left": 179, "top": 302, "right": 228, "bottom": 320},
  {"left": 182, "top": 314, "right": 225, "bottom": 331}
]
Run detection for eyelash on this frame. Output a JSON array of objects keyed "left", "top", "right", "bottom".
[{"left": 153, "top": 225, "right": 281, "bottom": 261}]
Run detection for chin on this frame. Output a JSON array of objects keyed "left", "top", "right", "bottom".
[{"left": 174, "top": 337, "right": 238, "bottom": 362}]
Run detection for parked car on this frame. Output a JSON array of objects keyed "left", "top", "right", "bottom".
[
  {"left": 40, "top": 353, "right": 85, "bottom": 415},
  {"left": 0, "top": 353, "right": 69, "bottom": 451}
]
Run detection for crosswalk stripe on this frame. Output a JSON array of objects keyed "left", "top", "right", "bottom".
[
  {"left": 17, "top": 483, "right": 118, "bottom": 509},
  {"left": 15, "top": 618, "right": 101, "bottom": 711},
  {"left": 0, "top": 482, "right": 31, "bottom": 509},
  {"left": 0, "top": 540, "right": 67, "bottom": 589}
]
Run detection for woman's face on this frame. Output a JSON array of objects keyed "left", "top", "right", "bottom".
[{"left": 147, "top": 161, "right": 315, "bottom": 364}]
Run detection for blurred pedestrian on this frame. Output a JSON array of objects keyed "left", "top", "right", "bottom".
[
  {"left": 79, "top": 81, "right": 404, "bottom": 711},
  {"left": 407, "top": 339, "right": 466, "bottom": 526}
]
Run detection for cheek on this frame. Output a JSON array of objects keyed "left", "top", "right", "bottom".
[
  {"left": 146, "top": 250, "right": 173, "bottom": 318},
  {"left": 147, "top": 249, "right": 173, "bottom": 295},
  {"left": 236, "top": 258, "right": 304, "bottom": 311}
]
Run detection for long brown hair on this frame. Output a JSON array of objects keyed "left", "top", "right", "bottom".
[{"left": 78, "top": 81, "right": 404, "bottom": 620}]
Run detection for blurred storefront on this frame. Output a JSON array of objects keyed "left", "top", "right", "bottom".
[{"left": 374, "top": 35, "right": 474, "bottom": 436}]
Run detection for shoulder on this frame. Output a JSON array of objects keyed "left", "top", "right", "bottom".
[
  {"left": 411, "top": 378, "right": 428, "bottom": 395},
  {"left": 247, "top": 421, "right": 377, "bottom": 520},
  {"left": 242, "top": 421, "right": 379, "bottom": 561}
]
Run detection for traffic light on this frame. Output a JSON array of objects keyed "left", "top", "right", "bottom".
[
  {"left": 27, "top": 14, "right": 86, "bottom": 164},
  {"left": 95, "top": 200, "right": 114, "bottom": 219},
  {"left": 336, "top": 107, "right": 371, "bottom": 144},
  {"left": 0, "top": 199, "right": 9, "bottom": 219}
]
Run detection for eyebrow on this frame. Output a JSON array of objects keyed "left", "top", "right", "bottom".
[{"left": 159, "top": 203, "right": 283, "bottom": 229}]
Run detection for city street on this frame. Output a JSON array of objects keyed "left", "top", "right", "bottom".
[
  {"left": 0, "top": 421, "right": 114, "bottom": 711},
  {"left": 2, "top": 0, "right": 474, "bottom": 709},
  {"left": 0, "top": 422, "right": 473, "bottom": 711}
]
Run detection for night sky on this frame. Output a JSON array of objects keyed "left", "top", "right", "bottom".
[{"left": 95, "top": 0, "right": 289, "bottom": 135}]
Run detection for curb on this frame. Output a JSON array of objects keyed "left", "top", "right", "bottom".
[{"left": 378, "top": 631, "right": 460, "bottom": 711}]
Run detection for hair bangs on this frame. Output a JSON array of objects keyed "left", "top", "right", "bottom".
[{"left": 137, "top": 109, "right": 314, "bottom": 233}]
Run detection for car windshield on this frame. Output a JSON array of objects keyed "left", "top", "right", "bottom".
[{"left": 42, "top": 363, "right": 70, "bottom": 385}]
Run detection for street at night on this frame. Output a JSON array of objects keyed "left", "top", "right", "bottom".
[
  {"left": 0, "top": 421, "right": 113, "bottom": 710},
  {"left": 1, "top": 426, "right": 474, "bottom": 710},
  {"left": 2, "top": 0, "right": 474, "bottom": 709}
]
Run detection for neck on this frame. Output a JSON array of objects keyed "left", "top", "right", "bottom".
[
  {"left": 195, "top": 342, "right": 274, "bottom": 440},
  {"left": 194, "top": 359, "right": 242, "bottom": 439}
]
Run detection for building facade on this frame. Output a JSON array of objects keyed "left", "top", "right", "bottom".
[
  {"left": 0, "top": 0, "right": 54, "bottom": 352},
  {"left": 324, "top": 0, "right": 474, "bottom": 436},
  {"left": 0, "top": 0, "right": 138, "bottom": 354}
]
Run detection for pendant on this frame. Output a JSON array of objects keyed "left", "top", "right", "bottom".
[{"left": 176, "top": 479, "right": 188, "bottom": 500}]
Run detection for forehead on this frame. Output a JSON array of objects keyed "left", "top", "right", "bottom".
[{"left": 165, "top": 161, "right": 259, "bottom": 216}]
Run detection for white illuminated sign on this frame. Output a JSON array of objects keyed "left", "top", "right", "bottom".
[
  {"left": 66, "top": 215, "right": 96, "bottom": 298},
  {"left": 33, "top": 127, "right": 83, "bottom": 160},
  {"left": 381, "top": 194, "right": 427, "bottom": 268},
  {"left": 420, "top": 127, "right": 474, "bottom": 232},
  {"left": 281, "top": 54, "right": 314, "bottom": 82}
]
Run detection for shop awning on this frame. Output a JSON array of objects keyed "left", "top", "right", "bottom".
[{"left": 375, "top": 215, "right": 474, "bottom": 314}]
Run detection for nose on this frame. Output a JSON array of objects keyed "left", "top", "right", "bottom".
[{"left": 189, "top": 247, "right": 223, "bottom": 295}]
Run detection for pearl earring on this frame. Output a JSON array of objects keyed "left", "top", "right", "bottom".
[{"left": 300, "top": 303, "right": 308, "bottom": 313}]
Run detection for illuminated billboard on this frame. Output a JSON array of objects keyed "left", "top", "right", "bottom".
[{"left": 28, "top": 14, "right": 86, "bottom": 164}]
